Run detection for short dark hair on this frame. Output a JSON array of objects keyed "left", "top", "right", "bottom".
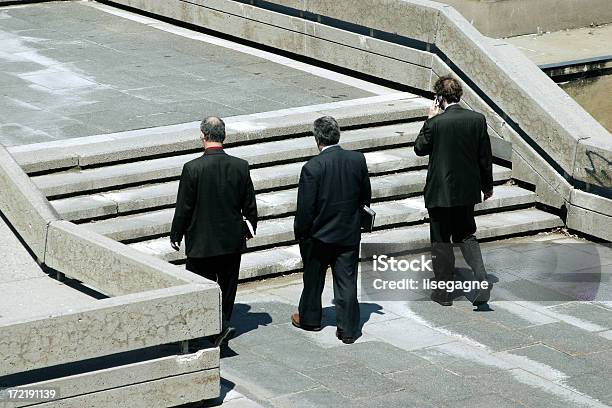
[
  {"left": 200, "top": 116, "right": 226, "bottom": 143},
  {"left": 313, "top": 116, "right": 340, "bottom": 146},
  {"left": 433, "top": 75, "right": 463, "bottom": 104}
]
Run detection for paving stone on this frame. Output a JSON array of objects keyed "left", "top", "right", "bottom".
[
  {"left": 508, "top": 344, "right": 604, "bottom": 377},
  {"left": 447, "top": 393, "right": 526, "bottom": 408},
  {"left": 362, "top": 318, "right": 455, "bottom": 351},
  {"left": 269, "top": 387, "right": 353, "bottom": 408},
  {"left": 353, "top": 389, "right": 436, "bottom": 408},
  {"left": 412, "top": 342, "right": 516, "bottom": 378},
  {"left": 520, "top": 322, "right": 612, "bottom": 356},
  {"left": 302, "top": 362, "right": 403, "bottom": 399},
  {"left": 249, "top": 336, "right": 348, "bottom": 371},
  {"left": 548, "top": 302, "right": 612, "bottom": 330},
  {"left": 483, "top": 368, "right": 608, "bottom": 408},
  {"left": 388, "top": 364, "right": 483, "bottom": 404},
  {"left": 222, "top": 357, "right": 318, "bottom": 400},
  {"left": 330, "top": 341, "right": 430, "bottom": 375},
  {"left": 443, "top": 319, "right": 536, "bottom": 352}
]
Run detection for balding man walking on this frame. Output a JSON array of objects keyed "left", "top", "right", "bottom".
[{"left": 171, "top": 116, "right": 258, "bottom": 347}]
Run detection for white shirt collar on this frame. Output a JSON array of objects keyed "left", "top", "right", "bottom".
[
  {"left": 445, "top": 102, "right": 459, "bottom": 109},
  {"left": 321, "top": 144, "right": 339, "bottom": 152}
]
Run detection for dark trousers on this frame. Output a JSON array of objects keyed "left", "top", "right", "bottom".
[
  {"left": 298, "top": 239, "right": 360, "bottom": 338},
  {"left": 186, "top": 253, "right": 241, "bottom": 328},
  {"left": 428, "top": 206, "right": 490, "bottom": 303}
]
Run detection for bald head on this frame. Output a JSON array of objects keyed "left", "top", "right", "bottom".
[{"left": 200, "top": 116, "right": 226, "bottom": 143}]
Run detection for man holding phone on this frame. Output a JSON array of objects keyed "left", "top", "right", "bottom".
[{"left": 414, "top": 75, "right": 493, "bottom": 307}]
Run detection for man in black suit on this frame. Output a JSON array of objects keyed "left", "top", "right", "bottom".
[
  {"left": 170, "top": 116, "right": 258, "bottom": 346},
  {"left": 291, "top": 116, "right": 371, "bottom": 344},
  {"left": 414, "top": 75, "right": 493, "bottom": 307}
]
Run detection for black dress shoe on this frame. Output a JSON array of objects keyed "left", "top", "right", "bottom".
[
  {"left": 430, "top": 291, "right": 453, "bottom": 306},
  {"left": 213, "top": 327, "right": 236, "bottom": 347},
  {"left": 336, "top": 328, "right": 355, "bottom": 344},
  {"left": 291, "top": 312, "right": 321, "bottom": 331}
]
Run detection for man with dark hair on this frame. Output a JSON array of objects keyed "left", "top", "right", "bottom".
[
  {"left": 291, "top": 116, "right": 372, "bottom": 344},
  {"left": 415, "top": 75, "right": 493, "bottom": 308},
  {"left": 170, "top": 116, "right": 258, "bottom": 346}
]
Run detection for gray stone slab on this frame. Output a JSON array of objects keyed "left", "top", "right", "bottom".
[
  {"left": 269, "top": 387, "right": 353, "bottom": 408},
  {"left": 520, "top": 322, "right": 612, "bottom": 356},
  {"left": 508, "top": 344, "right": 605, "bottom": 377},
  {"left": 302, "top": 362, "right": 403, "bottom": 399},
  {"left": 482, "top": 368, "right": 608, "bottom": 408},
  {"left": 548, "top": 302, "right": 612, "bottom": 330},
  {"left": 248, "top": 336, "right": 348, "bottom": 371},
  {"left": 388, "top": 364, "right": 483, "bottom": 404},
  {"left": 330, "top": 341, "right": 430, "bottom": 375},
  {"left": 222, "top": 357, "right": 318, "bottom": 400},
  {"left": 443, "top": 319, "right": 536, "bottom": 352}
]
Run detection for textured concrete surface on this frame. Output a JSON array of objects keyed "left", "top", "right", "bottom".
[
  {"left": 439, "top": 0, "right": 612, "bottom": 38},
  {"left": 0, "top": 2, "right": 378, "bottom": 146},
  {"left": 505, "top": 24, "right": 612, "bottom": 65},
  {"left": 0, "top": 146, "right": 59, "bottom": 261},
  {"left": 198, "top": 232, "right": 612, "bottom": 407}
]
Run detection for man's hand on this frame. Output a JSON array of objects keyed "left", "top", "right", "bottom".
[
  {"left": 483, "top": 190, "right": 493, "bottom": 201},
  {"left": 428, "top": 99, "right": 441, "bottom": 119},
  {"left": 171, "top": 241, "right": 181, "bottom": 251}
]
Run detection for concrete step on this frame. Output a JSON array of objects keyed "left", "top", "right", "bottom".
[
  {"left": 86, "top": 182, "right": 528, "bottom": 243},
  {"left": 49, "top": 130, "right": 437, "bottom": 221},
  {"left": 82, "top": 165, "right": 513, "bottom": 239},
  {"left": 35, "top": 138, "right": 426, "bottom": 198},
  {"left": 11, "top": 95, "right": 429, "bottom": 173},
  {"left": 130, "top": 208, "right": 562, "bottom": 279},
  {"left": 124, "top": 185, "right": 535, "bottom": 262}
]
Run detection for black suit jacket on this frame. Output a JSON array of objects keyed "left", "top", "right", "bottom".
[
  {"left": 414, "top": 105, "right": 493, "bottom": 208},
  {"left": 170, "top": 149, "right": 258, "bottom": 258},
  {"left": 294, "top": 146, "right": 371, "bottom": 246}
]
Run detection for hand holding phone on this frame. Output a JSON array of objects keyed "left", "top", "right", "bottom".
[{"left": 429, "top": 97, "right": 442, "bottom": 118}]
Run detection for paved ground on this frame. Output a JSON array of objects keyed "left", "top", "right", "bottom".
[
  {"left": 195, "top": 232, "right": 612, "bottom": 408},
  {"left": 0, "top": 2, "right": 381, "bottom": 147},
  {"left": 505, "top": 23, "right": 612, "bottom": 65}
]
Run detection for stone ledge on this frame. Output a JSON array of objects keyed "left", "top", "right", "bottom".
[
  {"left": 19, "top": 369, "right": 220, "bottom": 408},
  {"left": 44, "top": 220, "right": 213, "bottom": 296},
  {"left": 0, "top": 284, "right": 220, "bottom": 377},
  {"left": 8, "top": 349, "right": 219, "bottom": 408},
  {"left": 0, "top": 146, "right": 59, "bottom": 262}
]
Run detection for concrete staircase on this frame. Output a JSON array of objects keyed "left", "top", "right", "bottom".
[{"left": 19, "top": 97, "right": 563, "bottom": 280}]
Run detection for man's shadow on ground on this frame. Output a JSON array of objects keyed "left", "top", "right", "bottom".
[{"left": 320, "top": 302, "right": 385, "bottom": 340}]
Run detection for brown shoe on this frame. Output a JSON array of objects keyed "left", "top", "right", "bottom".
[{"left": 291, "top": 312, "right": 321, "bottom": 331}]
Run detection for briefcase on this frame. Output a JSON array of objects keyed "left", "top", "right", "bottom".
[{"left": 361, "top": 205, "right": 376, "bottom": 232}]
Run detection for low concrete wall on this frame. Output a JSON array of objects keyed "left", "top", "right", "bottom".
[
  {"left": 45, "top": 220, "right": 210, "bottom": 296},
  {"left": 0, "top": 147, "right": 59, "bottom": 261},
  {"left": 102, "top": 0, "right": 611, "bottom": 239},
  {"left": 0, "top": 133, "right": 221, "bottom": 400},
  {"left": 438, "top": 0, "right": 612, "bottom": 38},
  {"left": 7, "top": 349, "right": 219, "bottom": 408}
]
